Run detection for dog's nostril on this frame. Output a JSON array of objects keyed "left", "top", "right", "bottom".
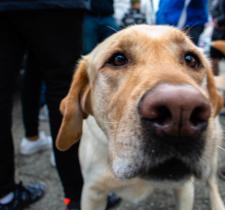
[
  {"left": 190, "top": 107, "right": 205, "bottom": 125},
  {"left": 151, "top": 106, "right": 172, "bottom": 126},
  {"left": 190, "top": 105, "right": 210, "bottom": 128},
  {"left": 139, "top": 84, "right": 212, "bottom": 139}
]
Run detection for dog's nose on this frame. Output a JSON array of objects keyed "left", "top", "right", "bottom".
[{"left": 139, "top": 84, "right": 211, "bottom": 140}]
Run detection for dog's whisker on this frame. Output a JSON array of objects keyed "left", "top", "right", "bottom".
[{"left": 106, "top": 25, "right": 119, "bottom": 33}]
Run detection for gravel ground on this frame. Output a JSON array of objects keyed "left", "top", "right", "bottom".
[{"left": 12, "top": 94, "right": 225, "bottom": 210}]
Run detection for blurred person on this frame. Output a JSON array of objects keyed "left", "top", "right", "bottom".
[
  {"left": 156, "top": 0, "right": 208, "bottom": 45},
  {"left": 122, "top": 0, "right": 147, "bottom": 28},
  {"left": 121, "top": 0, "right": 155, "bottom": 28},
  {"left": 0, "top": 1, "right": 87, "bottom": 210},
  {"left": 20, "top": 53, "right": 52, "bottom": 156},
  {"left": 82, "top": 0, "right": 119, "bottom": 54},
  {"left": 209, "top": 0, "right": 225, "bottom": 75},
  {"left": 114, "top": 0, "right": 155, "bottom": 28},
  {"left": 114, "top": 0, "right": 130, "bottom": 26}
]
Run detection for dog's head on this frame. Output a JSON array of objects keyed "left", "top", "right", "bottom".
[{"left": 56, "top": 25, "right": 223, "bottom": 181}]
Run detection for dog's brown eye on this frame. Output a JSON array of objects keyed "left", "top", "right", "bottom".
[
  {"left": 107, "top": 53, "right": 128, "bottom": 66},
  {"left": 184, "top": 52, "right": 201, "bottom": 69}
]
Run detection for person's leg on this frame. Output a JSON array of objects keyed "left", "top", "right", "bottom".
[
  {"left": 0, "top": 14, "right": 25, "bottom": 197},
  {"left": 42, "top": 11, "right": 84, "bottom": 201},
  {"left": 0, "top": 13, "right": 46, "bottom": 210},
  {"left": 16, "top": 10, "right": 84, "bottom": 201},
  {"left": 21, "top": 53, "right": 41, "bottom": 138},
  {"left": 83, "top": 14, "right": 99, "bottom": 54},
  {"left": 20, "top": 53, "right": 51, "bottom": 156}
]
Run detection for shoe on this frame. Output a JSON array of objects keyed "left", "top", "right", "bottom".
[
  {"left": 106, "top": 193, "right": 121, "bottom": 209},
  {"left": 65, "top": 193, "right": 121, "bottom": 210},
  {"left": 20, "top": 131, "right": 52, "bottom": 155},
  {"left": 0, "top": 182, "right": 46, "bottom": 210}
]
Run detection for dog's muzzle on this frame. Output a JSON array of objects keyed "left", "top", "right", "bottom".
[{"left": 137, "top": 83, "right": 211, "bottom": 180}]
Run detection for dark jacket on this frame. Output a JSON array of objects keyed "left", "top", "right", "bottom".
[
  {"left": 0, "top": 0, "right": 89, "bottom": 11},
  {"left": 88, "top": 0, "right": 114, "bottom": 16}
]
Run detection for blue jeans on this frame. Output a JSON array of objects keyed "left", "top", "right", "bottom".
[{"left": 83, "top": 14, "right": 119, "bottom": 54}]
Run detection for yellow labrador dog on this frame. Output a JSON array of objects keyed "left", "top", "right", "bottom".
[{"left": 56, "top": 25, "right": 225, "bottom": 210}]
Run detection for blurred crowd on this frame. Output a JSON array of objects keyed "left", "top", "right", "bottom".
[{"left": 0, "top": 0, "right": 224, "bottom": 210}]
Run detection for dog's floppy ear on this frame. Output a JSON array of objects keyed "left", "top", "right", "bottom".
[
  {"left": 56, "top": 58, "right": 92, "bottom": 151},
  {"left": 206, "top": 69, "right": 224, "bottom": 116}
]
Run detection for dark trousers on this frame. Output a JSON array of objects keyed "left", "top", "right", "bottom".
[
  {"left": 0, "top": 10, "right": 84, "bottom": 200},
  {"left": 21, "top": 53, "right": 42, "bottom": 137}
]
